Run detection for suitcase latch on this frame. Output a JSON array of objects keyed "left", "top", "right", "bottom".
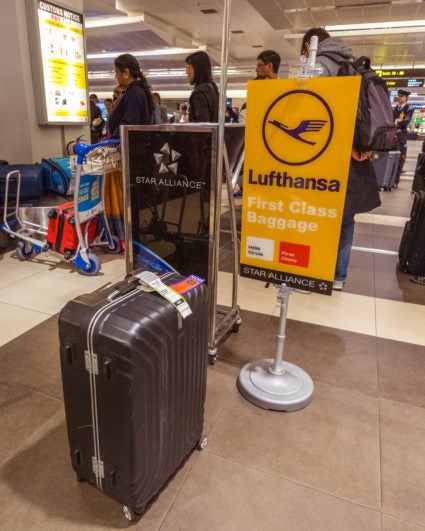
[
  {"left": 92, "top": 457, "right": 104, "bottom": 479},
  {"left": 84, "top": 351, "right": 99, "bottom": 375}
]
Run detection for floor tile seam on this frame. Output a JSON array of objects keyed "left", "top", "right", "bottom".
[
  {"left": 284, "top": 315, "right": 425, "bottom": 348},
  {"left": 157, "top": 450, "right": 203, "bottom": 530},
  {"left": 0, "top": 266, "right": 53, "bottom": 290},
  {"left": 201, "top": 449, "right": 382, "bottom": 513},
  {"left": 0, "top": 299, "right": 54, "bottom": 318},
  {"left": 216, "top": 359, "right": 380, "bottom": 402},
  {"left": 0, "top": 377, "right": 64, "bottom": 405},
  {"left": 378, "top": 396, "right": 425, "bottom": 413},
  {"left": 0, "top": 408, "right": 63, "bottom": 470},
  {"left": 381, "top": 512, "right": 425, "bottom": 529},
  {"left": 355, "top": 215, "right": 409, "bottom": 227},
  {"left": 205, "top": 371, "right": 238, "bottom": 435}
]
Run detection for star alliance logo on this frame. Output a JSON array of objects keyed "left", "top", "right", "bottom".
[
  {"left": 154, "top": 143, "right": 181, "bottom": 175},
  {"left": 135, "top": 142, "right": 204, "bottom": 190}
]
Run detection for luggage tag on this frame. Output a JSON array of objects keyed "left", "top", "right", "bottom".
[{"left": 135, "top": 271, "right": 192, "bottom": 319}]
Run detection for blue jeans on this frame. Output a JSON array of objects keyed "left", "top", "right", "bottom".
[{"left": 334, "top": 213, "right": 355, "bottom": 282}]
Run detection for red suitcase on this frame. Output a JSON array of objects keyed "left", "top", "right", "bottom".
[{"left": 46, "top": 201, "right": 97, "bottom": 257}]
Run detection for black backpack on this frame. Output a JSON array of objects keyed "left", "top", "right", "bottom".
[{"left": 317, "top": 52, "right": 397, "bottom": 152}]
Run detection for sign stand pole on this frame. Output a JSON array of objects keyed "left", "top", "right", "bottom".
[{"left": 237, "top": 283, "right": 314, "bottom": 411}]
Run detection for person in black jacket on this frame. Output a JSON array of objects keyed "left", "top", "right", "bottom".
[
  {"left": 105, "top": 54, "right": 153, "bottom": 251},
  {"left": 301, "top": 28, "right": 381, "bottom": 290},
  {"left": 393, "top": 89, "right": 414, "bottom": 185},
  {"left": 185, "top": 51, "right": 219, "bottom": 122},
  {"left": 108, "top": 53, "right": 153, "bottom": 138}
]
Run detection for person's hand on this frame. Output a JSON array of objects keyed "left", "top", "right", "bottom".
[{"left": 351, "top": 148, "right": 372, "bottom": 162}]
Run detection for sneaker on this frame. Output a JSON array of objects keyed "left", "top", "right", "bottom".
[
  {"left": 410, "top": 275, "right": 425, "bottom": 285},
  {"left": 333, "top": 280, "right": 344, "bottom": 290}
]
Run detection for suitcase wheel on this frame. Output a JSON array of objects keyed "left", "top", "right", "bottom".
[
  {"left": 47, "top": 208, "right": 58, "bottom": 219},
  {"left": 123, "top": 505, "right": 138, "bottom": 522},
  {"left": 104, "top": 235, "right": 121, "bottom": 254},
  {"left": 16, "top": 240, "right": 35, "bottom": 261},
  {"left": 197, "top": 435, "right": 208, "bottom": 450},
  {"left": 80, "top": 253, "right": 101, "bottom": 276}
]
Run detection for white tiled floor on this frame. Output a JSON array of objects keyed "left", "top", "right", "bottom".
[{"left": 0, "top": 251, "right": 125, "bottom": 347}]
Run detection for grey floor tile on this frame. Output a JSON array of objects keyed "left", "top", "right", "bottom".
[
  {"left": 378, "top": 339, "right": 425, "bottom": 408},
  {"left": 380, "top": 399, "right": 425, "bottom": 526},
  {"left": 206, "top": 381, "right": 381, "bottom": 508},
  {"left": 0, "top": 382, "right": 62, "bottom": 467},
  {"left": 161, "top": 452, "right": 381, "bottom": 531},
  {"left": 0, "top": 410, "right": 201, "bottom": 530},
  {"left": 0, "top": 314, "right": 62, "bottom": 400}
]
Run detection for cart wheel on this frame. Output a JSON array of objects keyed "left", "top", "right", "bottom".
[
  {"left": 232, "top": 323, "right": 240, "bottom": 333},
  {"left": 16, "top": 240, "right": 35, "bottom": 261},
  {"left": 197, "top": 435, "right": 208, "bottom": 450},
  {"left": 123, "top": 505, "right": 137, "bottom": 522},
  {"left": 104, "top": 235, "right": 121, "bottom": 254},
  {"left": 80, "top": 253, "right": 101, "bottom": 276}
]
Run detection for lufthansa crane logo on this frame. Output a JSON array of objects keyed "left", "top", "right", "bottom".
[{"left": 262, "top": 90, "right": 334, "bottom": 166}]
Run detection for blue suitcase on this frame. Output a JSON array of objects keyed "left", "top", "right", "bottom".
[
  {"left": 41, "top": 157, "right": 74, "bottom": 196},
  {"left": 0, "top": 163, "right": 44, "bottom": 204}
]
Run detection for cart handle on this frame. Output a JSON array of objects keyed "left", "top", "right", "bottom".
[{"left": 74, "top": 139, "right": 120, "bottom": 164}]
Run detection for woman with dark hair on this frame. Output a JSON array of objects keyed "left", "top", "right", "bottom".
[
  {"left": 105, "top": 53, "right": 153, "bottom": 251},
  {"left": 108, "top": 53, "right": 153, "bottom": 138},
  {"left": 185, "top": 51, "right": 219, "bottom": 122}
]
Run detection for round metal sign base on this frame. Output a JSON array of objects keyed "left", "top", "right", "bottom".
[{"left": 237, "top": 358, "right": 314, "bottom": 412}]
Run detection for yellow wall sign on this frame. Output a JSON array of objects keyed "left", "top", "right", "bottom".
[{"left": 240, "top": 77, "right": 361, "bottom": 295}]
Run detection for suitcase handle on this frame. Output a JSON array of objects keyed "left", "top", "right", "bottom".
[{"left": 107, "top": 279, "right": 139, "bottom": 301}]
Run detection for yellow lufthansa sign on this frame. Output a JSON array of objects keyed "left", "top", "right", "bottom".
[{"left": 240, "top": 77, "right": 361, "bottom": 295}]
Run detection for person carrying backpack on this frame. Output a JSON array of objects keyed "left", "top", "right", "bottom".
[{"left": 301, "top": 28, "right": 382, "bottom": 290}]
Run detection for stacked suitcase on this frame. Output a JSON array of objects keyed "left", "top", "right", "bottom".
[
  {"left": 0, "top": 163, "right": 44, "bottom": 204},
  {"left": 59, "top": 271, "right": 208, "bottom": 521},
  {"left": 399, "top": 190, "right": 425, "bottom": 274},
  {"left": 371, "top": 150, "right": 400, "bottom": 191}
]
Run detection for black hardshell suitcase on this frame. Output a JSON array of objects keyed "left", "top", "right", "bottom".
[
  {"left": 58, "top": 271, "right": 208, "bottom": 520},
  {"left": 0, "top": 164, "right": 44, "bottom": 204},
  {"left": 372, "top": 150, "right": 400, "bottom": 191},
  {"left": 412, "top": 152, "right": 425, "bottom": 193},
  {"left": 399, "top": 191, "right": 425, "bottom": 274}
]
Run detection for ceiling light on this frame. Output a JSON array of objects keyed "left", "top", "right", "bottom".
[
  {"left": 85, "top": 15, "right": 145, "bottom": 28},
  {"left": 87, "top": 47, "right": 205, "bottom": 60},
  {"left": 325, "top": 20, "right": 425, "bottom": 31},
  {"left": 88, "top": 66, "right": 254, "bottom": 80}
]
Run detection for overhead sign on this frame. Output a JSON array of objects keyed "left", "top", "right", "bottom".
[
  {"left": 26, "top": 0, "right": 88, "bottom": 125},
  {"left": 385, "top": 78, "right": 424, "bottom": 88},
  {"left": 240, "top": 77, "right": 360, "bottom": 295}
]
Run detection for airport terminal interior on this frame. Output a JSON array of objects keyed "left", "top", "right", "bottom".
[
  {"left": 0, "top": 140, "right": 425, "bottom": 529},
  {"left": 2, "top": 1, "right": 425, "bottom": 530}
]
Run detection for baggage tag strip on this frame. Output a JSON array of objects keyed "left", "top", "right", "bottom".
[{"left": 136, "top": 271, "right": 192, "bottom": 318}]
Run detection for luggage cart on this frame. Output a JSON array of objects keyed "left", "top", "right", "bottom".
[{"left": 1, "top": 139, "right": 121, "bottom": 275}]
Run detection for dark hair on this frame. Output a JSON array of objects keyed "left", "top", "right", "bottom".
[
  {"left": 104, "top": 98, "right": 113, "bottom": 104},
  {"left": 114, "top": 53, "right": 154, "bottom": 116},
  {"left": 152, "top": 92, "right": 161, "bottom": 102},
  {"left": 301, "top": 28, "right": 331, "bottom": 55},
  {"left": 185, "top": 51, "right": 214, "bottom": 86},
  {"left": 257, "top": 50, "right": 281, "bottom": 74}
]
